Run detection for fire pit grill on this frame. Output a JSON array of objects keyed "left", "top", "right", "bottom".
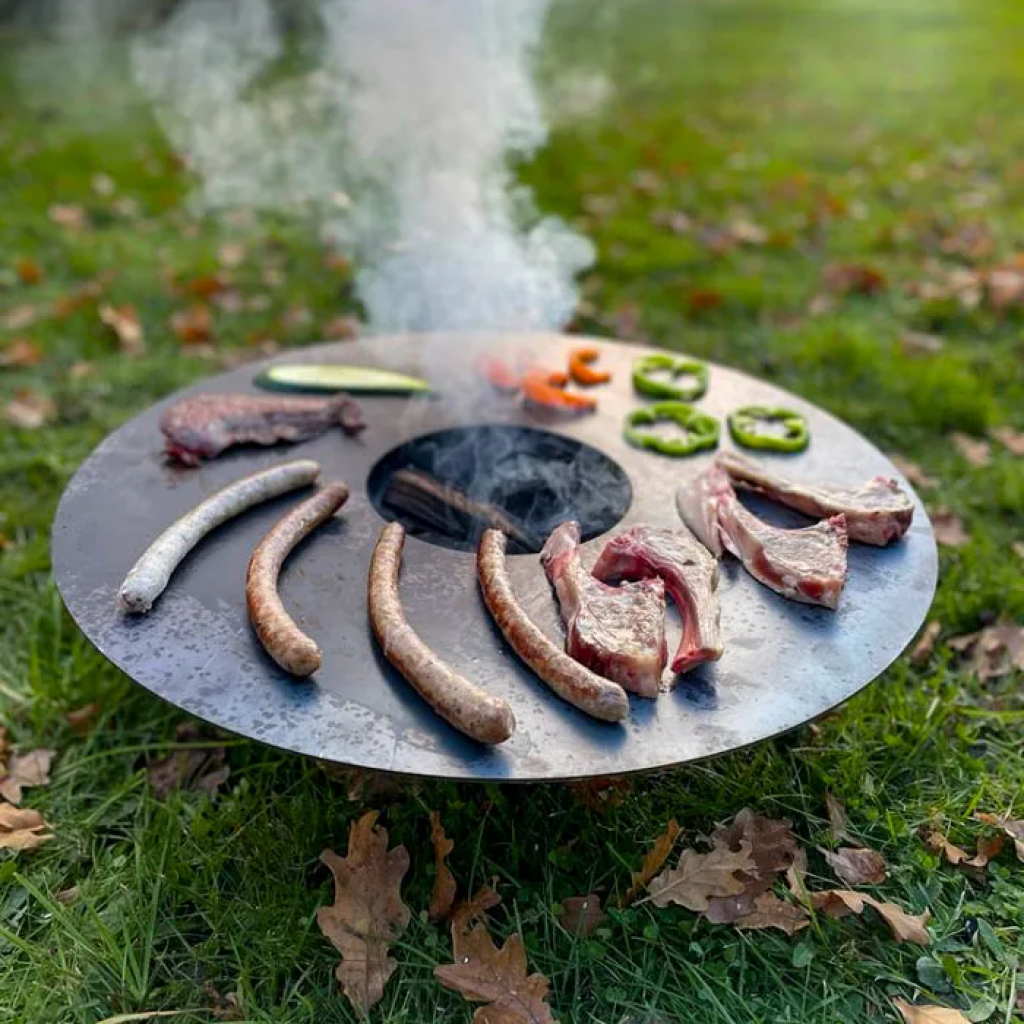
[{"left": 52, "top": 333, "right": 938, "bottom": 782}]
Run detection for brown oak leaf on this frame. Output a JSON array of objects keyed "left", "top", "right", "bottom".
[
  {"left": 561, "top": 894, "right": 608, "bottom": 937},
  {"left": 949, "top": 432, "right": 990, "bottom": 467},
  {"left": 1, "top": 339, "right": 43, "bottom": 367},
  {"left": 618, "top": 818, "right": 681, "bottom": 907},
  {"left": 973, "top": 812, "right": 1024, "bottom": 862},
  {"left": 648, "top": 840, "right": 755, "bottom": 912},
  {"left": 923, "top": 829, "right": 1004, "bottom": 869},
  {"left": 825, "top": 793, "right": 856, "bottom": 846},
  {"left": 146, "top": 722, "right": 229, "bottom": 799},
  {"left": 948, "top": 623, "right": 1024, "bottom": 679},
  {"left": 429, "top": 810, "right": 457, "bottom": 920},
  {"left": 820, "top": 846, "right": 887, "bottom": 886},
  {"left": 435, "top": 923, "right": 555, "bottom": 1024},
  {"left": 909, "top": 621, "right": 942, "bottom": 665},
  {"left": 4, "top": 390, "right": 55, "bottom": 430},
  {"left": 729, "top": 892, "right": 809, "bottom": 935},
  {"left": 823, "top": 262, "right": 887, "bottom": 296},
  {"left": 99, "top": 305, "right": 145, "bottom": 357},
  {"left": 989, "top": 426, "right": 1024, "bottom": 457},
  {"left": 0, "top": 803, "right": 54, "bottom": 851},
  {"left": 316, "top": 811, "right": 411, "bottom": 1014},
  {"left": 170, "top": 305, "right": 213, "bottom": 346},
  {"left": 892, "top": 999, "right": 970, "bottom": 1024},
  {"left": 930, "top": 508, "right": 969, "bottom": 548},
  {"left": 0, "top": 748, "right": 56, "bottom": 804},
  {"left": 811, "top": 889, "right": 930, "bottom": 944}
]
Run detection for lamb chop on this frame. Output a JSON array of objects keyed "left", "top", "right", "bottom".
[
  {"left": 678, "top": 466, "right": 849, "bottom": 609},
  {"left": 160, "top": 392, "right": 365, "bottom": 465},
  {"left": 592, "top": 525, "right": 723, "bottom": 674},
  {"left": 540, "top": 521, "right": 668, "bottom": 697},
  {"left": 716, "top": 451, "right": 913, "bottom": 546}
]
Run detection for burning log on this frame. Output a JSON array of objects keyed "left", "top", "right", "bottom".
[{"left": 382, "top": 468, "right": 539, "bottom": 552}]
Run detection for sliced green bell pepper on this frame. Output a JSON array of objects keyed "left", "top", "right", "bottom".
[
  {"left": 624, "top": 401, "right": 720, "bottom": 457},
  {"left": 727, "top": 405, "right": 810, "bottom": 453},
  {"left": 632, "top": 354, "right": 709, "bottom": 401}
]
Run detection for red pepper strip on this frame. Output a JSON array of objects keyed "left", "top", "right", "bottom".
[
  {"left": 475, "top": 354, "right": 522, "bottom": 394},
  {"left": 568, "top": 345, "right": 611, "bottom": 386},
  {"left": 522, "top": 370, "right": 597, "bottom": 415}
]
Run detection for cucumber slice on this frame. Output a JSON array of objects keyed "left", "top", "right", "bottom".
[{"left": 255, "top": 363, "right": 432, "bottom": 394}]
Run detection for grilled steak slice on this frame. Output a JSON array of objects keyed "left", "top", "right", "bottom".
[
  {"left": 160, "top": 392, "right": 365, "bottom": 465},
  {"left": 717, "top": 451, "right": 913, "bottom": 545},
  {"left": 541, "top": 521, "right": 667, "bottom": 697},
  {"left": 678, "top": 466, "right": 849, "bottom": 609},
  {"left": 592, "top": 525, "right": 723, "bottom": 674}
]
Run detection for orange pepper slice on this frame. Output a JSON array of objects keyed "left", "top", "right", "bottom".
[
  {"left": 522, "top": 369, "right": 597, "bottom": 415},
  {"left": 568, "top": 346, "right": 611, "bottom": 386}
]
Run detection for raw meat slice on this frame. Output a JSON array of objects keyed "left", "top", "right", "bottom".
[
  {"left": 592, "top": 525, "right": 723, "bottom": 674},
  {"left": 540, "top": 522, "right": 668, "bottom": 697},
  {"left": 678, "top": 466, "right": 849, "bottom": 609},
  {"left": 716, "top": 451, "right": 913, "bottom": 546},
  {"left": 675, "top": 463, "right": 725, "bottom": 555}
]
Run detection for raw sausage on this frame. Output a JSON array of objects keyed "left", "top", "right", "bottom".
[
  {"left": 477, "top": 529, "right": 630, "bottom": 723},
  {"left": 246, "top": 482, "right": 350, "bottom": 676},
  {"left": 118, "top": 459, "right": 321, "bottom": 613},
  {"left": 368, "top": 523, "right": 515, "bottom": 745}
]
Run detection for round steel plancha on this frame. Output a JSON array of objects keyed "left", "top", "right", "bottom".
[{"left": 52, "top": 334, "right": 938, "bottom": 782}]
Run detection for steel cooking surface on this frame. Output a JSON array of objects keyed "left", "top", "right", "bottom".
[{"left": 52, "top": 333, "right": 937, "bottom": 782}]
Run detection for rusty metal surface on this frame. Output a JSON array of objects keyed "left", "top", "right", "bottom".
[{"left": 52, "top": 333, "right": 938, "bottom": 782}]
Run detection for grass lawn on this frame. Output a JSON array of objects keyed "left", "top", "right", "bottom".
[{"left": 1, "top": 0, "right": 1022, "bottom": 1021}]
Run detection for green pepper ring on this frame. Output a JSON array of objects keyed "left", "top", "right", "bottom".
[
  {"left": 623, "top": 401, "right": 720, "bottom": 457},
  {"left": 727, "top": 405, "right": 810, "bottom": 453},
  {"left": 632, "top": 354, "right": 709, "bottom": 401}
]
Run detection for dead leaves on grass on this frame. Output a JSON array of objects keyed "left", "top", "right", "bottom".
[
  {"left": 909, "top": 621, "right": 942, "bottom": 664},
  {"left": 930, "top": 508, "right": 969, "bottom": 548},
  {"left": 891, "top": 457, "right": 937, "bottom": 490},
  {"left": 428, "top": 810, "right": 457, "bottom": 921},
  {"left": 618, "top": 818, "right": 681, "bottom": 908},
  {"left": 317, "top": 811, "right": 411, "bottom": 1014},
  {"left": 947, "top": 623, "right": 1024, "bottom": 680},
  {"left": 0, "top": 804, "right": 54, "bottom": 851},
  {"left": 99, "top": 304, "right": 145, "bottom": 357},
  {"left": 560, "top": 894, "right": 608, "bottom": 937},
  {"left": 989, "top": 426, "right": 1024, "bottom": 456},
  {"left": 145, "top": 723, "right": 229, "bottom": 799},
  {"left": 4, "top": 389, "right": 55, "bottom": 430},
  {"left": 922, "top": 829, "right": 1004, "bottom": 870},
  {"left": 170, "top": 305, "right": 214, "bottom": 346},
  {"left": 810, "top": 889, "right": 930, "bottom": 944},
  {"left": 648, "top": 842, "right": 755, "bottom": 913},
  {"left": 0, "top": 747, "right": 55, "bottom": 804},
  {"left": 892, "top": 999, "right": 970, "bottom": 1023},
  {"left": 820, "top": 846, "right": 888, "bottom": 886},
  {"left": 973, "top": 812, "right": 1024, "bottom": 862},
  {"left": 949, "top": 432, "right": 990, "bottom": 467},
  {"left": 0, "top": 338, "right": 44, "bottom": 368}
]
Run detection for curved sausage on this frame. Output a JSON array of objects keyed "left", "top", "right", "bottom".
[
  {"left": 477, "top": 529, "right": 630, "bottom": 723},
  {"left": 369, "top": 523, "right": 515, "bottom": 745},
  {"left": 118, "top": 459, "right": 322, "bottom": 613},
  {"left": 246, "top": 482, "right": 350, "bottom": 676}
]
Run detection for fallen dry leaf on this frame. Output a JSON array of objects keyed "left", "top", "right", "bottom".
[
  {"left": 70, "top": 360, "right": 94, "bottom": 380},
  {"left": 986, "top": 266, "right": 1024, "bottom": 311},
  {"left": 4, "top": 390, "right": 55, "bottom": 430},
  {"left": 435, "top": 922, "right": 555, "bottom": 1024},
  {"left": 807, "top": 294, "right": 836, "bottom": 317},
  {"left": 688, "top": 288, "right": 725, "bottom": 314},
  {"left": 826, "top": 793, "right": 856, "bottom": 846},
  {"left": 53, "top": 278, "right": 107, "bottom": 319},
  {"left": 15, "top": 258, "right": 43, "bottom": 285},
  {"left": 811, "top": 889, "right": 930, "bottom": 944},
  {"left": 730, "top": 892, "right": 809, "bottom": 935},
  {"left": 171, "top": 305, "right": 213, "bottom": 346},
  {"left": 99, "top": 305, "right": 145, "bottom": 357},
  {"left": 989, "top": 426, "right": 1024, "bottom": 456},
  {"left": 0, "top": 338, "right": 43, "bottom": 368},
  {"left": 923, "top": 829, "right": 1003, "bottom": 869},
  {"left": 949, "top": 432, "right": 990, "bottom": 467},
  {"left": 561, "top": 894, "right": 608, "bottom": 937},
  {"left": 704, "top": 808, "right": 800, "bottom": 921},
  {"left": 428, "top": 810, "right": 457, "bottom": 921},
  {"left": 66, "top": 702, "right": 100, "bottom": 735},
  {"left": 648, "top": 841, "right": 755, "bottom": 913},
  {"left": 909, "top": 622, "right": 942, "bottom": 665},
  {"left": 48, "top": 204, "right": 88, "bottom": 230},
  {"left": 930, "top": 508, "right": 969, "bottom": 548},
  {"left": 323, "top": 316, "right": 360, "bottom": 341},
  {"left": 0, "top": 748, "right": 56, "bottom": 804},
  {"left": 0, "top": 803, "right": 54, "bottom": 851},
  {"left": 218, "top": 242, "right": 247, "bottom": 269},
  {"left": 55, "top": 885, "right": 80, "bottom": 905},
  {"left": 892, "top": 999, "right": 970, "bottom": 1024},
  {"left": 451, "top": 883, "right": 503, "bottom": 934},
  {"left": 940, "top": 220, "right": 993, "bottom": 261},
  {"left": 823, "top": 262, "right": 887, "bottom": 296},
  {"left": 146, "top": 723, "right": 229, "bottom": 799},
  {"left": 947, "top": 623, "right": 1024, "bottom": 679},
  {"left": 820, "top": 846, "right": 887, "bottom": 886},
  {"left": 180, "top": 274, "right": 229, "bottom": 300},
  {"left": 316, "top": 811, "right": 411, "bottom": 1014},
  {"left": 211, "top": 291, "right": 244, "bottom": 314},
  {"left": 618, "top": 818, "right": 681, "bottom": 907},
  {"left": 891, "top": 457, "right": 938, "bottom": 489},
  {"left": 728, "top": 219, "right": 768, "bottom": 245},
  {"left": 2, "top": 304, "right": 38, "bottom": 331},
  {"left": 900, "top": 330, "right": 945, "bottom": 356},
  {"left": 973, "top": 812, "right": 1024, "bottom": 862}
]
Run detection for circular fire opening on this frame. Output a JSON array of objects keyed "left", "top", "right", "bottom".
[{"left": 367, "top": 425, "right": 632, "bottom": 554}]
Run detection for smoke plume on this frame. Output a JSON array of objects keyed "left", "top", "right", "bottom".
[{"left": 130, "top": 0, "right": 596, "bottom": 335}]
